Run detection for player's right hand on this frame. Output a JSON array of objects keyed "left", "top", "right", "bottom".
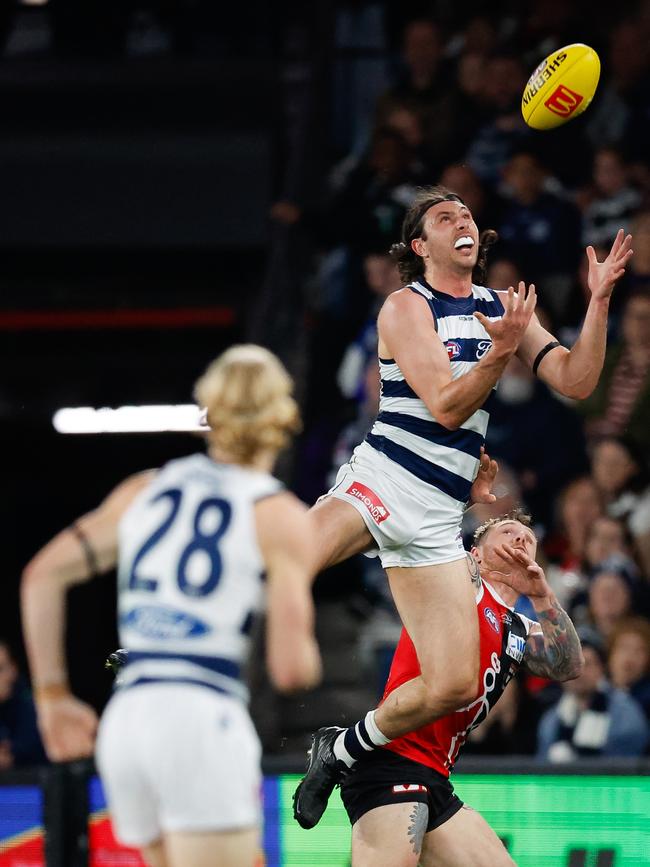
[
  {"left": 488, "top": 543, "right": 554, "bottom": 604},
  {"left": 474, "top": 282, "right": 537, "bottom": 357},
  {"left": 470, "top": 447, "right": 498, "bottom": 505},
  {"left": 36, "top": 694, "right": 98, "bottom": 762}
]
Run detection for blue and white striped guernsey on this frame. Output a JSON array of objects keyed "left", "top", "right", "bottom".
[{"left": 366, "top": 279, "right": 505, "bottom": 506}]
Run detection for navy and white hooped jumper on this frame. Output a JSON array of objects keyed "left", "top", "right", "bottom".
[{"left": 328, "top": 280, "right": 505, "bottom": 568}]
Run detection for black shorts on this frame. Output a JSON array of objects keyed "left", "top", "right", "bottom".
[{"left": 339, "top": 748, "right": 463, "bottom": 832}]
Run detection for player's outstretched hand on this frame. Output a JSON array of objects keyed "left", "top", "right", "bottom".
[
  {"left": 37, "top": 694, "right": 98, "bottom": 762},
  {"left": 474, "top": 282, "right": 537, "bottom": 358},
  {"left": 587, "top": 229, "right": 633, "bottom": 301},
  {"left": 486, "top": 542, "right": 552, "bottom": 601},
  {"left": 470, "top": 447, "right": 498, "bottom": 505}
]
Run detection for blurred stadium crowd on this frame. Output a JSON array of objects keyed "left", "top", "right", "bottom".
[{"left": 2, "top": 0, "right": 650, "bottom": 772}]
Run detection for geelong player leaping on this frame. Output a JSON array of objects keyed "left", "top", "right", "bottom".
[
  {"left": 294, "top": 185, "right": 632, "bottom": 828},
  {"left": 341, "top": 511, "right": 584, "bottom": 867}
]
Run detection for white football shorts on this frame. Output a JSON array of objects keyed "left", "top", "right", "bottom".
[
  {"left": 327, "top": 440, "right": 467, "bottom": 568},
  {"left": 95, "top": 683, "right": 262, "bottom": 847}
]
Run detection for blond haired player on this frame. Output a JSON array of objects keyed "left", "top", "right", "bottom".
[
  {"left": 21, "top": 345, "right": 322, "bottom": 867},
  {"left": 294, "top": 186, "right": 633, "bottom": 828}
]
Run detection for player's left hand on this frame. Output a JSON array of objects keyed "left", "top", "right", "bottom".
[
  {"left": 36, "top": 694, "right": 98, "bottom": 762},
  {"left": 486, "top": 543, "right": 553, "bottom": 602},
  {"left": 587, "top": 229, "right": 634, "bottom": 301},
  {"left": 470, "top": 447, "right": 498, "bottom": 505}
]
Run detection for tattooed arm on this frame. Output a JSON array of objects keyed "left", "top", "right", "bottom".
[
  {"left": 522, "top": 598, "right": 584, "bottom": 681},
  {"left": 485, "top": 541, "right": 584, "bottom": 682}
]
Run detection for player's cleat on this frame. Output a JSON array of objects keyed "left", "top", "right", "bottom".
[
  {"left": 292, "top": 726, "right": 348, "bottom": 829},
  {"left": 105, "top": 649, "right": 129, "bottom": 677}
]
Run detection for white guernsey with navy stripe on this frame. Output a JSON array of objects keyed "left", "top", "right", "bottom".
[
  {"left": 116, "top": 454, "right": 282, "bottom": 703},
  {"left": 366, "top": 279, "right": 505, "bottom": 505}
]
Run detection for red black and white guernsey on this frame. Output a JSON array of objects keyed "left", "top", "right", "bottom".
[{"left": 381, "top": 579, "right": 535, "bottom": 775}]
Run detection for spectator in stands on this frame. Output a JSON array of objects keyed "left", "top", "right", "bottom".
[
  {"left": 545, "top": 477, "right": 604, "bottom": 575},
  {"left": 446, "top": 14, "right": 497, "bottom": 60},
  {"left": 330, "top": 357, "right": 380, "bottom": 487},
  {"left": 272, "top": 126, "right": 418, "bottom": 255},
  {"left": 581, "top": 146, "right": 641, "bottom": 248},
  {"left": 559, "top": 515, "right": 639, "bottom": 635},
  {"left": 515, "top": 0, "right": 588, "bottom": 68},
  {"left": 0, "top": 641, "right": 46, "bottom": 768},
  {"left": 579, "top": 292, "right": 650, "bottom": 450},
  {"left": 585, "top": 20, "right": 650, "bottom": 151},
  {"left": 337, "top": 248, "right": 401, "bottom": 404},
  {"left": 376, "top": 18, "right": 456, "bottom": 174},
  {"left": 588, "top": 436, "right": 650, "bottom": 574},
  {"left": 464, "top": 53, "right": 530, "bottom": 187},
  {"left": 382, "top": 103, "right": 432, "bottom": 181},
  {"left": 439, "top": 162, "right": 504, "bottom": 231},
  {"left": 583, "top": 516, "right": 636, "bottom": 576},
  {"left": 607, "top": 617, "right": 650, "bottom": 721},
  {"left": 378, "top": 17, "right": 445, "bottom": 112},
  {"left": 484, "top": 353, "right": 588, "bottom": 532},
  {"left": 537, "top": 627, "right": 648, "bottom": 761},
  {"left": 497, "top": 149, "right": 582, "bottom": 318},
  {"left": 560, "top": 243, "right": 611, "bottom": 345},
  {"left": 445, "top": 52, "right": 491, "bottom": 160},
  {"left": 272, "top": 125, "right": 418, "bottom": 325},
  {"left": 576, "top": 563, "right": 636, "bottom": 640}
]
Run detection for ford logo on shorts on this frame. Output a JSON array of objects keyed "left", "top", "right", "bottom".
[{"left": 121, "top": 605, "right": 211, "bottom": 640}]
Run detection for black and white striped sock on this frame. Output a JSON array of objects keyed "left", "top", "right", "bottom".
[{"left": 332, "top": 710, "right": 391, "bottom": 768}]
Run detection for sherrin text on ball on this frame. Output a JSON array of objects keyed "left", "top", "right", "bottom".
[{"left": 522, "top": 43, "right": 600, "bottom": 130}]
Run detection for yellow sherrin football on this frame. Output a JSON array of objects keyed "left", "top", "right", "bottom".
[{"left": 521, "top": 43, "right": 601, "bottom": 131}]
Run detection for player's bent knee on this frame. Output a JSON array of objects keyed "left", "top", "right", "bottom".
[{"left": 422, "top": 670, "right": 476, "bottom": 715}]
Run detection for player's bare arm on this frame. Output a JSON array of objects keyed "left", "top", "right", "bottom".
[
  {"left": 20, "top": 470, "right": 155, "bottom": 761},
  {"left": 377, "top": 282, "right": 536, "bottom": 430},
  {"left": 523, "top": 605, "right": 584, "bottom": 681},
  {"left": 490, "top": 542, "right": 584, "bottom": 682},
  {"left": 256, "top": 492, "right": 322, "bottom": 693},
  {"left": 517, "top": 229, "right": 633, "bottom": 399}
]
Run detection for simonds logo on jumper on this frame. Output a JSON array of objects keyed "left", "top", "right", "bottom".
[
  {"left": 393, "top": 784, "right": 428, "bottom": 794},
  {"left": 544, "top": 84, "right": 583, "bottom": 117},
  {"left": 346, "top": 482, "right": 390, "bottom": 524}
]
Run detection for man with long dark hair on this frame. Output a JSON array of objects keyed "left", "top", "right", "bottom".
[{"left": 294, "top": 185, "right": 633, "bottom": 830}]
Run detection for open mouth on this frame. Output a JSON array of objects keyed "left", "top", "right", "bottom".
[{"left": 454, "top": 236, "right": 475, "bottom": 250}]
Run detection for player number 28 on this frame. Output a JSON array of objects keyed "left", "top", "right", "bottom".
[{"left": 127, "top": 487, "right": 232, "bottom": 597}]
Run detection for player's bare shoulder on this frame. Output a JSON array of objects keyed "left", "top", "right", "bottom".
[
  {"left": 377, "top": 286, "right": 434, "bottom": 337},
  {"left": 101, "top": 469, "right": 157, "bottom": 517}
]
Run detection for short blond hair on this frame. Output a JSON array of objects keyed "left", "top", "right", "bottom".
[
  {"left": 473, "top": 508, "right": 532, "bottom": 546},
  {"left": 194, "top": 344, "right": 301, "bottom": 465}
]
